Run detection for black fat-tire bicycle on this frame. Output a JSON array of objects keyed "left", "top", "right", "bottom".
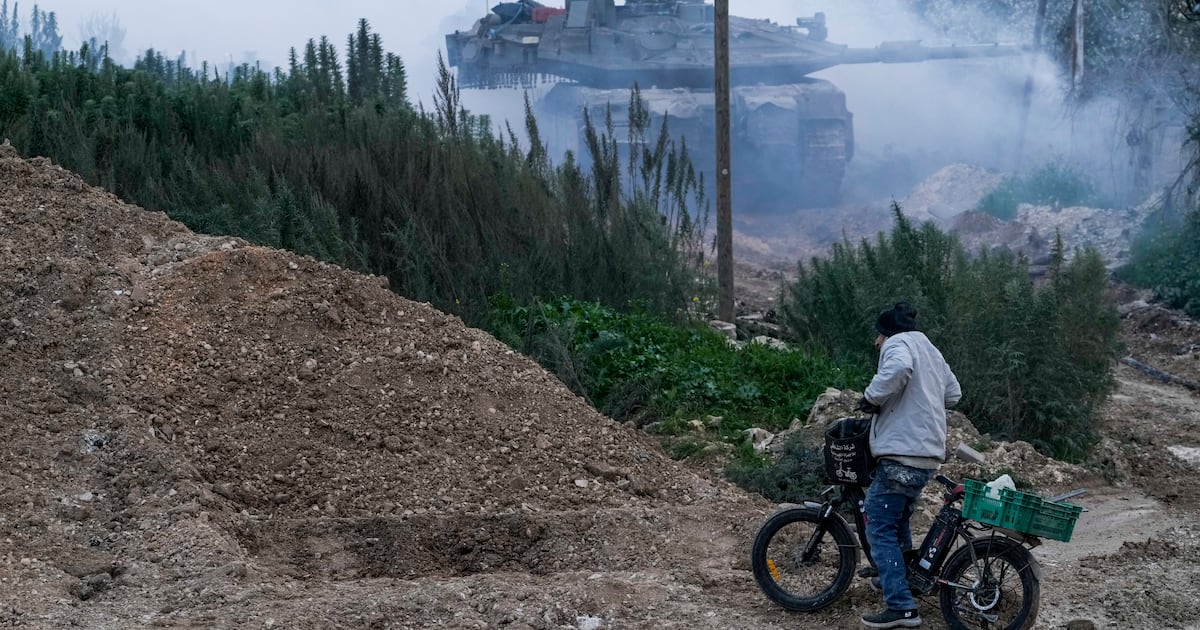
[{"left": 751, "top": 474, "right": 1043, "bottom": 630}]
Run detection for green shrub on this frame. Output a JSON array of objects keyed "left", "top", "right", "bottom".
[
  {"left": 724, "top": 437, "right": 828, "bottom": 503},
  {"left": 1120, "top": 206, "right": 1200, "bottom": 317},
  {"left": 781, "top": 205, "right": 1120, "bottom": 461},
  {"left": 487, "top": 297, "right": 869, "bottom": 442},
  {"left": 977, "top": 159, "right": 1099, "bottom": 220},
  {"left": 976, "top": 178, "right": 1022, "bottom": 221}
]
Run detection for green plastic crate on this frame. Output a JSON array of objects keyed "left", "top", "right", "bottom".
[
  {"left": 997, "top": 488, "right": 1043, "bottom": 533},
  {"left": 961, "top": 479, "right": 1005, "bottom": 527},
  {"left": 962, "top": 479, "right": 1083, "bottom": 542},
  {"left": 1026, "top": 500, "right": 1084, "bottom": 542}
]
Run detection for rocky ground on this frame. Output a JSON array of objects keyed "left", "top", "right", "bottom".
[
  {"left": 1, "top": 148, "right": 1198, "bottom": 629},
  {"left": 731, "top": 162, "right": 1159, "bottom": 280}
]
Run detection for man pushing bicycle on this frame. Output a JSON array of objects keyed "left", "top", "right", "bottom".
[{"left": 857, "top": 302, "right": 962, "bottom": 629}]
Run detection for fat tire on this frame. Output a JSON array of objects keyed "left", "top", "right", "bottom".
[
  {"left": 750, "top": 507, "right": 858, "bottom": 612},
  {"left": 938, "top": 537, "right": 1041, "bottom": 630}
]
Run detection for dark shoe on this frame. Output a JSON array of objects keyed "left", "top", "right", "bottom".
[
  {"left": 857, "top": 566, "right": 879, "bottom": 578},
  {"left": 861, "top": 608, "right": 922, "bottom": 629}
]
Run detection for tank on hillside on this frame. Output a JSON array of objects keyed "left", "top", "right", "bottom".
[{"left": 445, "top": 0, "right": 1021, "bottom": 208}]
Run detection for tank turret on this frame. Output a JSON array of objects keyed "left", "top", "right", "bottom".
[{"left": 445, "top": 0, "right": 1023, "bottom": 207}]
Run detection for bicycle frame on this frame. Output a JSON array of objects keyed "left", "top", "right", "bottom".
[
  {"left": 802, "top": 476, "right": 1041, "bottom": 594},
  {"left": 754, "top": 462, "right": 1055, "bottom": 626}
]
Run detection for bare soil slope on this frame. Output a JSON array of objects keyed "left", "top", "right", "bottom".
[{"left": 1, "top": 149, "right": 1198, "bottom": 629}]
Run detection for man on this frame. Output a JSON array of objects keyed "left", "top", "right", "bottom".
[{"left": 856, "top": 302, "right": 961, "bottom": 629}]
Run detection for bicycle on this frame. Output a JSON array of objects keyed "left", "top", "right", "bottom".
[{"left": 749, "top": 442, "right": 1080, "bottom": 630}]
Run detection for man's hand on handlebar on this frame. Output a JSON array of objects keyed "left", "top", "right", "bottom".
[{"left": 855, "top": 396, "right": 881, "bottom": 415}]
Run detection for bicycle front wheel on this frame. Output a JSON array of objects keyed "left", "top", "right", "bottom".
[
  {"left": 750, "top": 506, "right": 858, "bottom": 612},
  {"left": 938, "top": 536, "right": 1041, "bottom": 630}
]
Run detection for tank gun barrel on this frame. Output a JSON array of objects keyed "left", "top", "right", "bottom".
[
  {"left": 835, "top": 41, "right": 1025, "bottom": 66},
  {"left": 444, "top": 7, "right": 1027, "bottom": 89}
]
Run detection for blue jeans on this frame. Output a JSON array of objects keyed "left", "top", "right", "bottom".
[{"left": 865, "top": 459, "right": 935, "bottom": 611}]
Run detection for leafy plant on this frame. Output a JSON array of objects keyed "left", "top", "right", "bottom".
[
  {"left": 488, "top": 297, "right": 869, "bottom": 443},
  {"left": 724, "top": 437, "right": 829, "bottom": 503}
]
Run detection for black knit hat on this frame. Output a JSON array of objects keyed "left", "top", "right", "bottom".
[{"left": 876, "top": 302, "right": 919, "bottom": 336}]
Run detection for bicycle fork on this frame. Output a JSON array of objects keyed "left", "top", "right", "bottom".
[
  {"left": 798, "top": 501, "right": 839, "bottom": 562},
  {"left": 762, "top": 499, "right": 843, "bottom": 582}
]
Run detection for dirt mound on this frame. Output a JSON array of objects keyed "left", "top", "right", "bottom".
[
  {"left": 1121, "top": 302, "right": 1200, "bottom": 386},
  {"left": 1095, "top": 302, "right": 1200, "bottom": 504},
  {"left": 0, "top": 151, "right": 763, "bottom": 626}
]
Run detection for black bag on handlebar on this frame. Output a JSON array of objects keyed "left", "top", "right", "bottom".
[{"left": 823, "top": 417, "right": 875, "bottom": 486}]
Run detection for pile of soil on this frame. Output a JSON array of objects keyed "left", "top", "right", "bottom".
[
  {"left": 1, "top": 147, "right": 1198, "bottom": 629},
  {"left": 0, "top": 146, "right": 762, "bottom": 627}
]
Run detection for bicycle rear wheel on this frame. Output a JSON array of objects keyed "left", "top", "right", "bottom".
[
  {"left": 750, "top": 507, "right": 858, "bottom": 611},
  {"left": 938, "top": 536, "right": 1041, "bottom": 630}
]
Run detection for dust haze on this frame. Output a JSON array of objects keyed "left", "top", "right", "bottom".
[
  {"left": 776, "top": 1, "right": 1145, "bottom": 205},
  {"left": 737, "top": 1, "right": 1163, "bottom": 206}
]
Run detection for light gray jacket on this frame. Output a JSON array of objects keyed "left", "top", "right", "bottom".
[{"left": 865, "top": 331, "right": 962, "bottom": 468}]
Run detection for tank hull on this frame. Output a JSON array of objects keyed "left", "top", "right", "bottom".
[{"left": 542, "top": 80, "right": 853, "bottom": 208}]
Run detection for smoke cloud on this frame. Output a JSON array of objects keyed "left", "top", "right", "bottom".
[{"left": 753, "top": 0, "right": 1151, "bottom": 204}]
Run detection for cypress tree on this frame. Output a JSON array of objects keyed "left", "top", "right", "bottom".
[
  {"left": 330, "top": 54, "right": 345, "bottom": 100},
  {"left": 0, "top": 0, "right": 18, "bottom": 50},
  {"left": 368, "top": 32, "right": 383, "bottom": 98},
  {"left": 38, "top": 8, "right": 59, "bottom": 55},
  {"left": 302, "top": 38, "right": 319, "bottom": 104},
  {"left": 354, "top": 18, "right": 370, "bottom": 97},
  {"left": 384, "top": 52, "right": 406, "bottom": 105},
  {"left": 346, "top": 33, "right": 359, "bottom": 104},
  {"left": 315, "top": 36, "right": 333, "bottom": 103},
  {"left": 27, "top": 3, "right": 36, "bottom": 52}
]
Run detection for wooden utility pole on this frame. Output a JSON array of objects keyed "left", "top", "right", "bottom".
[
  {"left": 1068, "top": 0, "right": 1085, "bottom": 94},
  {"left": 714, "top": 0, "right": 735, "bottom": 323},
  {"left": 1015, "top": 0, "right": 1048, "bottom": 165}
]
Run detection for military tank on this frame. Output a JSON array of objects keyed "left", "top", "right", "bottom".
[{"left": 445, "top": 0, "right": 1021, "bottom": 207}]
